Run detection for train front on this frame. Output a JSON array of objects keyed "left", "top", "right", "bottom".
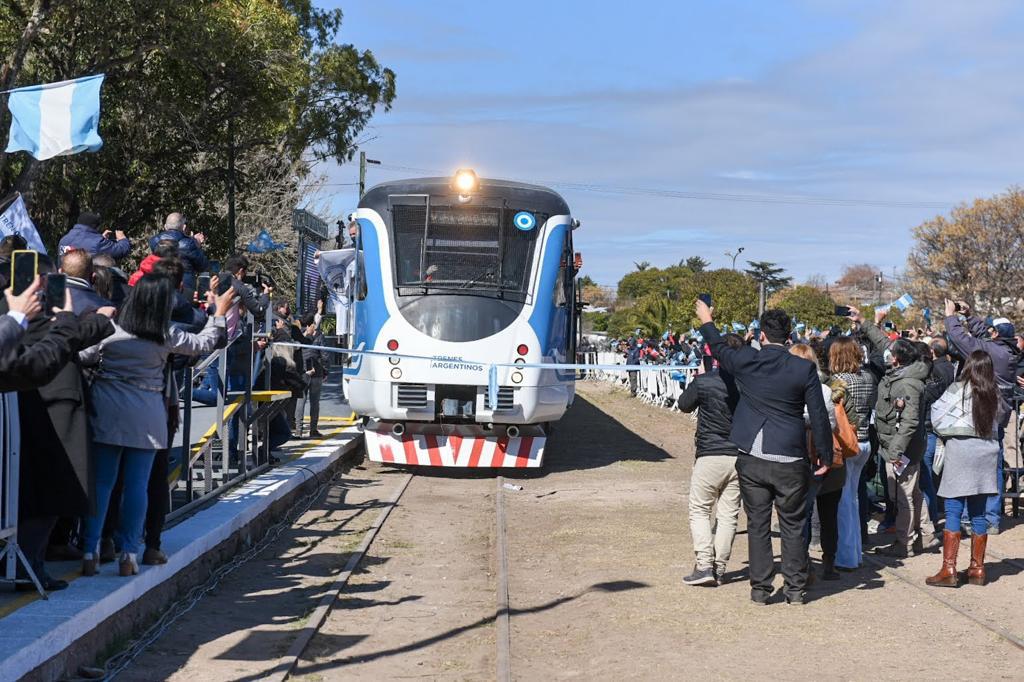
[{"left": 347, "top": 170, "right": 578, "bottom": 468}]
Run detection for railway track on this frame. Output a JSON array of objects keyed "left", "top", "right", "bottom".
[
  {"left": 264, "top": 455, "right": 1024, "bottom": 679},
  {"left": 266, "top": 462, "right": 518, "bottom": 681}
]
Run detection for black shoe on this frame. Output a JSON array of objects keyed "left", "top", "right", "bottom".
[
  {"left": 16, "top": 571, "right": 69, "bottom": 592},
  {"left": 682, "top": 566, "right": 717, "bottom": 586},
  {"left": 309, "top": 430, "right": 324, "bottom": 438},
  {"left": 751, "top": 590, "right": 771, "bottom": 605},
  {"left": 874, "top": 543, "right": 909, "bottom": 558},
  {"left": 786, "top": 593, "right": 806, "bottom": 605}
]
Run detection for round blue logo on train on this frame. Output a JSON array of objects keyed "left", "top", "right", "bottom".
[{"left": 513, "top": 211, "right": 536, "bottom": 231}]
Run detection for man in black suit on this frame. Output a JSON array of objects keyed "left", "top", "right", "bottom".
[{"left": 696, "top": 300, "right": 834, "bottom": 605}]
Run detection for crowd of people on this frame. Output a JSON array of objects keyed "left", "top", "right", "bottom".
[
  {"left": 0, "top": 211, "right": 334, "bottom": 591},
  {"left": 649, "top": 298, "right": 1020, "bottom": 603}
]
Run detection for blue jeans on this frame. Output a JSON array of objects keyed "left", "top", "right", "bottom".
[
  {"left": 985, "top": 425, "right": 1005, "bottom": 530},
  {"left": 920, "top": 433, "right": 941, "bottom": 527},
  {"left": 945, "top": 495, "right": 988, "bottom": 535},
  {"left": 83, "top": 443, "right": 157, "bottom": 555}
]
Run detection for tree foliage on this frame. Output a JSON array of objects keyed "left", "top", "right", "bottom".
[
  {"left": 768, "top": 285, "right": 836, "bottom": 330},
  {"left": 0, "top": 0, "right": 396, "bottom": 261},
  {"left": 607, "top": 266, "right": 758, "bottom": 337},
  {"left": 837, "top": 263, "right": 880, "bottom": 290},
  {"left": 682, "top": 255, "right": 709, "bottom": 273},
  {"left": 744, "top": 260, "right": 792, "bottom": 294},
  {"left": 907, "top": 187, "right": 1024, "bottom": 321}
]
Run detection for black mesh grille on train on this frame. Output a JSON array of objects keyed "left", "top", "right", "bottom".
[{"left": 390, "top": 202, "right": 546, "bottom": 296}]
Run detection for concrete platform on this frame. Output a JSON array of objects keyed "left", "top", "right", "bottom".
[{"left": 0, "top": 426, "right": 362, "bottom": 681}]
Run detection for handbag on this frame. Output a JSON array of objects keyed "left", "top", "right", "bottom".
[{"left": 833, "top": 402, "right": 860, "bottom": 460}]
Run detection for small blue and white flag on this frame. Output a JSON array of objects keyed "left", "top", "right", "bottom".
[
  {"left": 0, "top": 193, "right": 46, "bottom": 254},
  {"left": 731, "top": 321, "right": 746, "bottom": 332},
  {"left": 246, "top": 229, "right": 288, "bottom": 253},
  {"left": 795, "top": 322, "right": 807, "bottom": 332},
  {"left": 893, "top": 293, "right": 914, "bottom": 311},
  {"left": 5, "top": 74, "right": 104, "bottom": 161}
]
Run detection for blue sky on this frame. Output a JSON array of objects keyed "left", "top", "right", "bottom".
[{"left": 315, "top": 1, "right": 1024, "bottom": 287}]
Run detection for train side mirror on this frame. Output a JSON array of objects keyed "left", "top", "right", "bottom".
[{"left": 571, "top": 218, "right": 581, "bottom": 230}]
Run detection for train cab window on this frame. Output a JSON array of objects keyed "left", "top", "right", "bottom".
[{"left": 390, "top": 202, "right": 541, "bottom": 300}]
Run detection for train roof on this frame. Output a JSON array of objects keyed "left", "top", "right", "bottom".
[{"left": 360, "top": 176, "right": 570, "bottom": 216}]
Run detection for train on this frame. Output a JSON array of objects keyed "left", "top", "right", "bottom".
[{"left": 344, "top": 169, "right": 580, "bottom": 468}]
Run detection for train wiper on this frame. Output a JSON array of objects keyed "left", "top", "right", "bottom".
[{"left": 460, "top": 269, "right": 495, "bottom": 289}]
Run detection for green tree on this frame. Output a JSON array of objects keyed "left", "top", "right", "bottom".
[
  {"left": 682, "top": 255, "right": 709, "bottom": 273},
  {"left": 633, "top": 260, "right": 651, "bottom": 271},
  {"left": 0, "top": 0, "right": 396, "bottom": 263},
  {"left": 745, "top": 260, "right": 792, "bottom": 295},
  {"left": 769, "top": 285, "right": 836, "bottom": 330}
]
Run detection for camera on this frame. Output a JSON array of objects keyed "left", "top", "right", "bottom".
[{"left": 242, "top": 272, "right": 276, "bottom": 290}]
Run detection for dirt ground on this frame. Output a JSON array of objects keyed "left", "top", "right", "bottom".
[{"left": 119, "top": 380, "right": 1024, "bottom": 681}]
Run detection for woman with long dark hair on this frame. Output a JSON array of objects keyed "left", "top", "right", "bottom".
[
  {"left": 927, "top": 350, "right": 1005, "bottom": 587},
  {"left": 79, "top": 273, "right": 235, "bottom": 576}
]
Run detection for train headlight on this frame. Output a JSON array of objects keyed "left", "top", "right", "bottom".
[
  {"left": 511, "top": 371, "right": 523, "bottom": 384},
  {"left": 391, "top": 367, "right": 403, "bottom": 379},
  {"left": 452, "top": 168, "right": 479, "bottom": 195}
]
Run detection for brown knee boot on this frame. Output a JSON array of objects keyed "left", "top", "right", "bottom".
[
  {"left": 925, "top": 530, "right": 960, "bottom": 587},
  {"left": 966, "top": 533, "right": 987, "bottom": 586}
]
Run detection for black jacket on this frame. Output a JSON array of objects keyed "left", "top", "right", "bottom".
[
  {"left": 0, "top": 306, "right": 115, "bottom": 518},
  {"left": 67, "top": 276, "right": 112, "bottom": 315},
  {"left": 677, "top": 370, "right": 739, "bottom": 457},
  {"left": 148, "top": 229, "right": 209, "bottom": 287},
  {"left": 701, "top": 322, "right": 834, "bottom": 465}
]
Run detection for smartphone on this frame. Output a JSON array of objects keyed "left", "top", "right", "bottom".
[
  {"left": 901, "top": 330, "right": 910, "bottom": 339},
  {"left": 44, "top": 273, "right": 66, "bottom": 310},
  {"left": 196, "top": 273, "right": 211, "bottom": 300},
  {"left": 216, "top": 273, "right": 234, "bottom": 295},
  {"left": 10, "top": 250, "right": 38, "bottom": 295},
  {"left": 834, "top": 305, "right": 851, "bottom": 317},
  {"left": 698, "top": 293, "right": 713, "bottom": 307}
]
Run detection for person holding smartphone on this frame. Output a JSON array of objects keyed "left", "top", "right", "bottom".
[{"left": 848, "top": 305, "right": 930, "bottom": 558}]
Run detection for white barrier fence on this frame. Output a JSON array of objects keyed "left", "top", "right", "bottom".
[{"left": 580, "top": 351, "right": 698, "bottom": 409}]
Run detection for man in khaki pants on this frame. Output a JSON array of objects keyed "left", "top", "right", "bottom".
[{"left": 678, "top": 335, "right": 744, "bottom": 586}]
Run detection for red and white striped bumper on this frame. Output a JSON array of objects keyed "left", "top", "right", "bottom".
[{"left": 364, "top": 424, "right": 545, "bottom": 468}]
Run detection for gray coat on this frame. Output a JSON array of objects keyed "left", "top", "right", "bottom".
[
  {"left": 932, "top": 381, "right": 1003, "bottom": 498},
  {"left": 80, "top": 315, "right": 225, "bottom": 449}
]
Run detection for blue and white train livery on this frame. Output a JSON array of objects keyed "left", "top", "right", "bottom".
[{"left": 346, "top": 170, "right": 579, "bottom": 468}]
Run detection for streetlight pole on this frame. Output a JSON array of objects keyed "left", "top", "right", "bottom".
[{"left": 725, "top": 246, "right": 745, "bottom": 271}]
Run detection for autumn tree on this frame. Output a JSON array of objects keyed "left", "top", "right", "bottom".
[
  {"left": 907, "top": 187, "right": 1024, "bottom": 321},
  {"left": 837, "top": 263, "right": 881, "bottom": 291}
]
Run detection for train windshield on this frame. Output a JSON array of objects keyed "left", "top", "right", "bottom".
[{"left": 391, "top": 202, "right": 544, "bottom": 298}]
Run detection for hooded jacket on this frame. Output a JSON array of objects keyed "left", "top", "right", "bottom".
[{"left": 863, "top": 322, "right": 929, "bottom": 463}]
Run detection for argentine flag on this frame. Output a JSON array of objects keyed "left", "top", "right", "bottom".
[{"left": 5, "top": 74, "right": 104, "bottom": 161}]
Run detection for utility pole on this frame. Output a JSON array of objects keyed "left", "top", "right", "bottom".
[
  {"left": 358, "top": 151, "right": 381, "bottom": 198},
  {"left": 876, "top": 271, "right": 884, "bottom": 305},
  {"left": 227, "top": 116, "right": 236, "bottom": 249},
  {"left": 758, "top": 279, "right": 766, "bottom": 317}
]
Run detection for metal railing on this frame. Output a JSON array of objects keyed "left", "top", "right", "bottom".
[
  {"left": 166, "top": 307, "right": 287, "bottom": 522},
  {"left": 579, "top": 351, "right": 697, "bottom": 408}
]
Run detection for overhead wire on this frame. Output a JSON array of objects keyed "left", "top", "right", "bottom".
[{"left": 352, "top": 162, "right": 951, "bottom": 210}]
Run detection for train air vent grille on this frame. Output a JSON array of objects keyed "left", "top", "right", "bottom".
[
  {"left": 396, "top": 384, "right": 428, "bottom": 408},
  {"left": 496, "top": 387, "right": 515, "bottom": 411}
]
